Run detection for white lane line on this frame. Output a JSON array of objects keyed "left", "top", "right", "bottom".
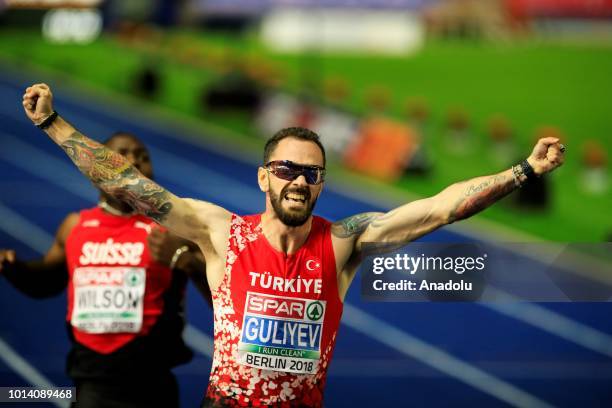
[
  {"left": 183, "top": 325, "right": 214, "bottom": 358},
  {"left": 342, "top": 303, "right": 554, "bottom": 408},
  {"left": 0, "top": 338, "right": 70, "bottom": 408},
  {"left": 149, "top": 147, "right": 261, "bottom": 213},
  {"left": 483, "top": 289, "right": 612, "bottom": 358},
  {"left": 0, "top": 202, "right": 55, "bottom": 253},
  {"left": 0, "top": 132, "right": 96, "bottom": 202},
  {"left": 0, "top": 136, "right": 557, "bottom": 407}
]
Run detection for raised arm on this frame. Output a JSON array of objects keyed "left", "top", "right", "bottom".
[
  {"left": 339, "top": 137, "right": 564, "bottom": 249},
  {"left": 22, "top": 84, "right": 230, "bottom": 247},
  {"left": 332, "top": 137, "right": 565, "bottom": 294}
]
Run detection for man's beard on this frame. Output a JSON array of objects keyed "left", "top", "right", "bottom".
[{"left": 269, "top": 184, "right": 317, "bottom": 227}]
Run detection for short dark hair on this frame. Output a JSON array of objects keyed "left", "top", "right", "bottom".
[{"left": 263, "top": 127, "right": 326, "bottom": 167}]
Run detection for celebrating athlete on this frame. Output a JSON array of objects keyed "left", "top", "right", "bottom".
[{"left": 21, "top": 83, "right": 565, "bottom": 407}]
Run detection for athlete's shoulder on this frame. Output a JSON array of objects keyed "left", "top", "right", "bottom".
[
  {"left": 78, "top": 206, "right": 101, "bottom": 219},
  {"left": 58, "top": 212, "right": 82, "bottom": 244},
  {"left": 312, "top": 215, "right": 332, "bottom": 228},
  {"left": 62, "top": 211, "right": 81, "bottom": 226},
  {"left": 237, "top": 213, "right": 265, "bottom": 233},
  {"left": 232, "top": 213, "right": 263, "bottom": 229},
  {"left": 66, "top": 207, "right": 100, "bottom": 229}
]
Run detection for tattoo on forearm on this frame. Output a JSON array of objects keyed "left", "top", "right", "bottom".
[
  {"left": 449, "top": 174, "right": 515, "bottom": 222},
  {"left": 61, "top": 131, "right": 173, "bottom": 222},
  {"left": 331, "top": 211, "right": 393, "bottom": 238}
]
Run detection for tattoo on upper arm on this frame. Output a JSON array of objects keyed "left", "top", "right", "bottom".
[
  {"left": 449, "top": 174, "right": 515, "bottom": 222},
  {"left": 331, "top": 212, "right": 393, "bottom": 238},
  {"left": 61, "top": 131, "right": 173, "bottom": 222}
]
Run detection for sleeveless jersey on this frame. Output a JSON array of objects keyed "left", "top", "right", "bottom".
[
  {"left": 205, "top": 214, "right": 343, "bottom": 407},
  {"left": 65, "top": 207, "right": 173, "bottom": 354}
]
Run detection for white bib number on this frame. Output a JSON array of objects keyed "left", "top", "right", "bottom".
[
  {"left": 237, "top": 292, "right": 326, "bottom": 374},
  {"left": 71, "top": 267, "right": 146, "bottom": 333}
]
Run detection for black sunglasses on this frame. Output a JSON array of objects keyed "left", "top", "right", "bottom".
[{"left": 264, "top": 160, "right": 326, "bottom": 185}]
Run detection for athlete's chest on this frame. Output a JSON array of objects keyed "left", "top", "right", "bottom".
[
  {"left": 67, "top": 220, "right": 153, "bottom": 269},
  {"left": 229, "top": 239, "right": 331, "bottom": 375},
  {"left": 231, "top": 239, "right": 325, "bottom": 296}
]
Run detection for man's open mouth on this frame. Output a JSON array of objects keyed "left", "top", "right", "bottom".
[{"left": 284, "top": 192, "right": 307, "bottom": 203}]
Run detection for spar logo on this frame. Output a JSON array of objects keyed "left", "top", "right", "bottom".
[
  {"left": 125, "top": 269, "right": 144, "bottom": 287},
  {"left": 247, "top": 293, "right": 302, "bottom": 319},
  {"left": 246, "top": 293, "right": 325, "bottom": 322},
  {"left": 306, "top": 301, "right": 323, "bottom": 321},
  {"left": 74, "top": 267, "right": 129, "bottom": 286}
]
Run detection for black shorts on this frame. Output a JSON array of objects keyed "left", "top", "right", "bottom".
[{"left": 71, "top": 371, "right": 179, "bottom": 408}]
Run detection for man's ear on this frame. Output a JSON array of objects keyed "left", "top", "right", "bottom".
[{"left": 257, "top": 167, "right": 269, "bottom": 192}]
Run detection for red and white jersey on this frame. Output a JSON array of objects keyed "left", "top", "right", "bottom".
[
  {"left": 206, "top": 214, "right": 343, "bottom": 407},
  {"left": 65, "top": 207, "right": 172, "bottom": 354}
]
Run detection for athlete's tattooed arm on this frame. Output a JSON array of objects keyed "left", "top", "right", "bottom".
[
  {"left": 448, "top": 138, "right": 566, "bottom": 221},
  {"left": 61, "top": 131, "right": 173, "bottom": 221},
  {"left": 333, "top": 169, "right": 520, "bottom": 254},
  {"left": 331, "top": 197, "right": 441, "bottom": 254},
  {"left": 332, "top": 171, "right": 518, "bottom": 296},
  {"left": 22, "top": 84, "right": 231, "bottom": 245},
  {"left": 447, "top": 172, "right": 516, "bottom": 222},
  {"left": 333, "top": 135, "right": 565, "bottom": 256},
  {"left": 331, "top": 212, "right": 388, "bottom": 239},
  {"left": 333, "top": 139, "right": 564, "bottom": 299}
]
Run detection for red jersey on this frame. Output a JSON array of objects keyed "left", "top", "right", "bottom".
[
  {"left": 206, "top": 214, "right": 343, "bottom": 407},
  {"left": 65, "top": 207, "right": 173, "bottom": 354}
]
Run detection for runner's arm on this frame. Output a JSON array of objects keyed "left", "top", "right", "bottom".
[
  {"left": 0, "top": 213, "right": 78, "bottom": 298},
  {"left": 22, "top": 83, "right": 231, "bottom": 245},
  {"left": 332, "top": 138, "right": 564, "bottom": 299},
  {"left": 333, "top": 137, "right": 565, "bottom": 255},
  {"left": 147, "top": 229, "right": 212, "bottom": 306},
  {"left": 175, "top": 249, "right": 212, "bottom": 307}
]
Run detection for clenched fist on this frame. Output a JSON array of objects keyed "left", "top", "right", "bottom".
[
  {"left": 147, "top": 226, "right": 188, "bottom": 268},
  {"left": 23, "top": 83, "right": 54, "bottom": 126},
  {"left": 526, "top": 137, "right": 566, "bottom": 176}
]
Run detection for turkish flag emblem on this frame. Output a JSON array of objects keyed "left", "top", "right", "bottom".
[{"left": 305, "top": 256, "right": 322, "bottom": 273}]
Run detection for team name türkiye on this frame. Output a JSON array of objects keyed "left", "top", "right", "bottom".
[{"left": 249, "top": 271, "right": 322, "bottom": 294}]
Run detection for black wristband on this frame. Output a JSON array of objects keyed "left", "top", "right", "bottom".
[
  {"left": 36, "top": 110, "right": 58, "bottom": 129},
  {"left": 520, "top": 159, "right": 537, "bottom": 180}
]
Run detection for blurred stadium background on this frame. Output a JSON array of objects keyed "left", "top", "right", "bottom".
[{"left": 0, "top": 0, "right": 611, "bottom": 407}]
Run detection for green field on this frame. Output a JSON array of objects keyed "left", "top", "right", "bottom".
[{"left": 1, "top": 29, "right": 610, "bottom": 241}]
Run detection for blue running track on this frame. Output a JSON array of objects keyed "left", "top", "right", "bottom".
[{"left": 0, "top": 67, "right": 611, "bottom": 407}]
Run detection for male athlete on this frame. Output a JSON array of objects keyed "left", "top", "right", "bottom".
[
  {"left": 21, "top": 83, "right": 565, "bottom": 407},
  {"left": 1, "top": 132, "right": 209, "bottom": 407}
]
